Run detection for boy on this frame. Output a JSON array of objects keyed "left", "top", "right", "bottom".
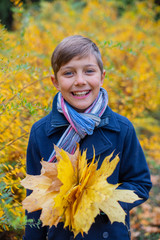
[{"left": 23, "top": 35, "right": 152, "bottom": 240}]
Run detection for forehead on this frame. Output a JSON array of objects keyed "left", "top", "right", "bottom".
[{"left": 60, "top": 54, "right": 99, "bottom": 69}]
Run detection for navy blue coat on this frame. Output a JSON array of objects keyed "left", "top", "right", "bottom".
[{"left": 23, "top": 94, "right": 152, "bottom": 240}]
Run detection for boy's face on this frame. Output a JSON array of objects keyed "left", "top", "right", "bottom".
[{"left": 51, "top": 54, "right": 105, "bottom": 112}]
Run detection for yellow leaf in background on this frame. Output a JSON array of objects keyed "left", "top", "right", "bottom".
[{"left": 21, "top": 145, "right": 141, "bottom": 236}]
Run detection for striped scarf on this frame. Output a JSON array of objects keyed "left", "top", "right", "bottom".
[{"left": 48, "top": 88, "right": 108, "bottom": 162}]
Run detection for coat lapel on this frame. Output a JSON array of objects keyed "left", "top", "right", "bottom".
[{"left": 80, "top": 127, "right": 113, "bottom": 160}]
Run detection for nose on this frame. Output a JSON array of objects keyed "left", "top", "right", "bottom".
[{"left": 74, "top": 73, "right": 86, "bottom": 85}]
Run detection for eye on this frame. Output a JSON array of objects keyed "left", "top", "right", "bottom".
[
  {"left": 86, "top": 69, "right": 95, "bottom": 74},
  {"left": 63, "top": 71, "right": 73, "bottom": 77}
]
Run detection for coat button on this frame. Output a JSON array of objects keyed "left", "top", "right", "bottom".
[{"left": 102, "top": 231, "right": 109, "bottom": 239}]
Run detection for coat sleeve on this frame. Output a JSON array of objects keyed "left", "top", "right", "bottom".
[
  {"left": 23, "top": 125, "right": 48, "bottom": 240},
  {"left": 118, "top": 121, "right": 152, "bottom": 211}
]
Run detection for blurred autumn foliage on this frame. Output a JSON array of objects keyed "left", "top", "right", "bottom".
[{"left": 0, "top": 0, "right": 160, "bottom": 239}]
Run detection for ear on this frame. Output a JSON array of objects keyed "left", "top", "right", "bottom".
[
  {"left": 51, "top": 74, "right": 60, "bottom": 90},
  {"left": 100, "top": 70, "right": 106, "bottom": 86}
]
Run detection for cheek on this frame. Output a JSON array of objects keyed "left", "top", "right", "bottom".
[
  {"left": 58, "top": 79, "right": 69, "bottom": 89},
  {"left": 59, "top": 83, "right": 72, "bottom": 94},
  {"left": 91, "top": 78, "right": 103, "bottom": 88},
  {"left": 61, "top": 82, "right": 69, "bottom": 89}
]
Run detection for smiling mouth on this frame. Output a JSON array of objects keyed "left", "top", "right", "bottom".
[{"left": 72, "top": 90, "right": 90, "bottom": 96}]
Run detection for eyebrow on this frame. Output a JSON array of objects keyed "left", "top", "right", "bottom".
[{"left": 60, "top": 64, "right": 98, "bottom": 70}]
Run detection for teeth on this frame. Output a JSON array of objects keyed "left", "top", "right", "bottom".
[{"left": 73, "top": 91, "right": 89, "bottom": 96}]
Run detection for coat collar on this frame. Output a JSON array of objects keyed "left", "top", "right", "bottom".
[{"left": 46, "top": 93, "right": 120, "bottom": 137}]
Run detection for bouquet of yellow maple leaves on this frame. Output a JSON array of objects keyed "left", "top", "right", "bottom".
[{"left": 21, "top": 145, "right": 140, "bottom": 237}]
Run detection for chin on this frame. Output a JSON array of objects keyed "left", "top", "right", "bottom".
[{"left": 73, "top": 106, "right": 87, "bottom": 113}]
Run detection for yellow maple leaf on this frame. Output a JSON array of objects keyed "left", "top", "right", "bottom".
[
  {"left": 21, "top": 161, "right": 62, "bottom": 227},
  {"left": 21, "top": 145, "right": 140, "bottom": 236}
]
